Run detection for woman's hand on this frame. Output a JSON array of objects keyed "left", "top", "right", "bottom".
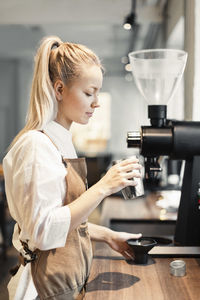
[
  {"left": 106, "top": 230, "right": 142, "bottom": 260},
  {"left": 68, "top": 158, "right": 142, "bottom": 233},
  {"left": 96, "top": 157, "right": 142, "bottom": 197}
]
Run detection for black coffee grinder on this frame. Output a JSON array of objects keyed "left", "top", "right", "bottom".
[{"left": 127, "top": 49, "right": 200, "bottom": 246}]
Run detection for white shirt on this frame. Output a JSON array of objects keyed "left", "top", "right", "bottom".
[{"left": 3, "top": 121, "right": 77, "bottom": 300}]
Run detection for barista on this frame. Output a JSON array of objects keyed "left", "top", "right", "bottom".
[{"left": 3, "top": 36, "right": 142, "bottom": 300}]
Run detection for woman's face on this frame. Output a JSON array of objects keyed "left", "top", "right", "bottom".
[{"left": 55, "top": 64, "right": 103, "bottom": 130}]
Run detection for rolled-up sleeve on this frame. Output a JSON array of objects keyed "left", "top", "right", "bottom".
[{"left": 4, "top": 131, "right": 71, "bottom": 251}]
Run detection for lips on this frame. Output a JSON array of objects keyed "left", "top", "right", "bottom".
[{"left": 86, "top": 112, "right": 93, "bottom": 117}]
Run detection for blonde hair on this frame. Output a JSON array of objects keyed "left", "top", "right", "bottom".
[{"left": 10, "top": 35, "right": 102, "bottom": 148}]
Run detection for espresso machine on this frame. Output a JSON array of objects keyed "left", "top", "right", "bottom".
[{"left": 127, "top": 49, "right": 200, "bottom": 246}]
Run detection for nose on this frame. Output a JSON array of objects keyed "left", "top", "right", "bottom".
[{"left": 91, "top": 96, "right": 100, "bottom": 108}]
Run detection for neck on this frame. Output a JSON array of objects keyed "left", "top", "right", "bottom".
[{"left": 54, "top": 117, "right": 72, "bottom": 130}]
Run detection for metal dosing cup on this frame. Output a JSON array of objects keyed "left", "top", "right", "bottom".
[{"left": 112, "top": 158, "right": 144, "bottom": 199}]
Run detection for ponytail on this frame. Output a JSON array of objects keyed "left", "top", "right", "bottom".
[{"left": 27, "top": 36, "right": 63, "bottom": 129}]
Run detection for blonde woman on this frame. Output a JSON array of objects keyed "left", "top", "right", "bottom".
[{"left": 3, "top": 36, "right": 142, "bottom": 300}]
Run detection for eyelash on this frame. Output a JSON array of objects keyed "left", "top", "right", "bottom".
[{"left": 85, "top": 92, "right": 92, "bottom": 97}]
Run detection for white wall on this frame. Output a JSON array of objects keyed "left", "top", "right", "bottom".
[
  {"left": 0, "top": 60, "right": 18, "bottom": 160},
  {"left": 0, "top": 58, "right": 33, "bottom": 161},
  {"left": 17, "top": 59, "right": 33, "bottom": 130},
  {"left": 102, "top": 75, "right": 148, "bottom": 158}
]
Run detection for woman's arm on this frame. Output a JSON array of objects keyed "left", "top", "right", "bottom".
[
  {"left": 3, "top": 131, "right": 71, "bottom": 251},
  {"left": 88, "top": 222, "right": 142, "bottom": 260},
  {"left": 68, "top": 157, "right": 142, "bottom": 232}
]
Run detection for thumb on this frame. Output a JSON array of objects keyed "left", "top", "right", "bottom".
[{"left": 126, "top": 233, "right": 142, "bottom": 240}]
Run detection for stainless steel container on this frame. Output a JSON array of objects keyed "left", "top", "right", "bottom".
[
  {"left": 112, "top": 157, "right": 144, "bottom": 199},
  {"left": 170, "top": 260, "right": 186, "bottom": 277}
]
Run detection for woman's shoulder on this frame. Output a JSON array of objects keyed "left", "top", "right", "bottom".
[
  {"left": 5, "top": 130, "right": 61, "bottom": 164},
  {"left": 17, "top": 130, "right": 56, "bottom": 149}
]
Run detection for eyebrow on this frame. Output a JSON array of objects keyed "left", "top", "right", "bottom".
[{"left": 89, "top": 85, "right": 101, "bottom": 91}]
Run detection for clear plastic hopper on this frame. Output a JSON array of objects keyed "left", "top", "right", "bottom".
[{"left": 128, "top": 49, "right": 188, "bottom": 105}]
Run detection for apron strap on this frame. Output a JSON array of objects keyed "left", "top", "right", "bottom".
[{"left": 10, "top": 226, "right": 38, "bottom": 276}]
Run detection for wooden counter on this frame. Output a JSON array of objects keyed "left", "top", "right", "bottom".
[
  {"left": 85, "top": 242, "right": 200, "bottom": 300},
  {"left": 86, "top": 193, "right": 200, "bottom": 299}
]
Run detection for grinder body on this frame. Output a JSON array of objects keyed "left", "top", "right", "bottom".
[{"left": 127, "top": 106, "right": 200, "bottom": 245}]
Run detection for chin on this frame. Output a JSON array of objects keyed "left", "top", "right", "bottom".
[{"left": 75, "top": 120, "right": 89, "bottom": 125}]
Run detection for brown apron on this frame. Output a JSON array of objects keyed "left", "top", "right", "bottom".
[{"left": 30, "top": 153, "right": 93, "bottom": 299}]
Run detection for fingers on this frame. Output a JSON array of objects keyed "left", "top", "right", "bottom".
[
  {"left": 114, "top": 160, "right": 142, "bottom": 178},
  {"left": 129, "top": 233, "right": 142, "bottom": 239},
  {"left": 124, "top": 180, "right": 137, "bottom": 187},
  {"left": 121, "top": 163, "right": 142, "bottom": 172},
  {"left": 112, "top": 157, "right": 142, "bottom": 173},
  {"left": 121, "top": 233, "right": 142, "bottom": 260},
  {"left": 124, "top": 170, "right": 142, "bottom": 180},
  {"left": 106, "top": 157, "right": 143, "bottom": 195},
  {"left": 119, "top": 157, "right": 139, "bottom": 166},
  {"left": 122, "top": 250, "right": 134, "bottom": 260},
  {"left": 118, "top": 231, "right": 142, "bottom": 241}
]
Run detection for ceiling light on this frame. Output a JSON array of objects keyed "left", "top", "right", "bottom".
[
  {"left": 123, "top": 12, "right": 136, "bottom": 30},
  {"left": 123, "top": 23, "right": 132, "bottom": 30},
  {"left": 125, "top": 63, "right": 132, "bottom": 72},
  {"left": 123, "top": 0, "right": 137, "bottom": 30}
]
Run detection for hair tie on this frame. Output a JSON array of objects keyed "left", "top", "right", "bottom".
[{"left": 51, "top": 42, "right": 60, "bottom": 50}]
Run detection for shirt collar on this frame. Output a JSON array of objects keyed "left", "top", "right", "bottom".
[{"left": 43, "top": 121, "right": 77, "bottom": 158}]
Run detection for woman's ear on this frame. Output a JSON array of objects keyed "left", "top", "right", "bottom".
[{"left": 54, "top": 80, "right": 64, "bottom": 101}]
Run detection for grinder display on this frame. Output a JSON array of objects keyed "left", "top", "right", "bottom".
[{"left": 127, "top": 49, "right": 200, "bottom": 246}]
